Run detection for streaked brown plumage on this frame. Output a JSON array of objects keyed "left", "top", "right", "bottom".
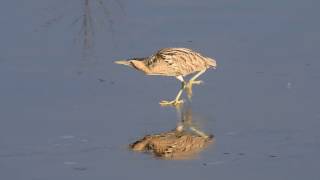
[
  {"left": 130, "top": 130, "right": 213, "bottom": 160},
  {"left": 129, "top": 106, "right": 213, "bottom": 160},
  {"left": 115, "top": 48, "right": 217, "bottom": 106}
]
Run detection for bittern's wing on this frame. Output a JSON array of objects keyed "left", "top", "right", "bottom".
[{"left": 146, "top": 48, "right": 214, "bottom": 76}]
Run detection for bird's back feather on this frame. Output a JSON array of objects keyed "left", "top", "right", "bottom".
[{"left": 145, "top": 48, "right": 216, "bottom": 76}]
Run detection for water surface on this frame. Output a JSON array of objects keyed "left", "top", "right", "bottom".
[{"left": 1, "top": 0, "right": 320, "bottom": 179}]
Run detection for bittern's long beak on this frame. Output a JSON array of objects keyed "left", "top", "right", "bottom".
[{"left": 114, "top": 60, "right": 131, "bottom": 66}]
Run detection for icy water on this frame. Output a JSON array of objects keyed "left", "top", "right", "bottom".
[{"left": 1, "top": 0, "right": 320, "bottom": 179}]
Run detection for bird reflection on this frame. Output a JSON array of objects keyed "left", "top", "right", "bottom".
[{"left": 130, "top": 105, "right": 214, "bottom": 160}]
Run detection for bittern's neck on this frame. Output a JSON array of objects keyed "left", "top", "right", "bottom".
[{"left": 130, "top": 60, "right": 151, "bottom": 74}]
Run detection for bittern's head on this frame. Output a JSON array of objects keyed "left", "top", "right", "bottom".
[
  {"left": 114, "top": 58, "right": 149, "bottom": 73},
  {"left": 207, "top": 57, "right": 217, "bottom": 69}
]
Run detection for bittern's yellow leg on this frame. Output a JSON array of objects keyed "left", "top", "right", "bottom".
[
  {"left": 186, "top": 70, "right": 206, "bottom": 99},
  {"left": 160, "top": 82, "right": 185, "bottom": 106},
  {"left": 160, "top": 76, "right": 185, "bottom": 107}
]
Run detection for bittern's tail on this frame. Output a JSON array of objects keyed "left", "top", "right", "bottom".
[{"left": 114, "top": 60, "right": 131, "bottom": 66}]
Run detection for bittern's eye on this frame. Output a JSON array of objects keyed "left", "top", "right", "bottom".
[{"left": 129, "top": 61, "right": 136, "bottom": 68}]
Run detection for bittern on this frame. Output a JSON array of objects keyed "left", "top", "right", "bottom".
[
  {"left": 130, "top": 106, "right": 213, "bottom": 160},
  {"left": 115, "top": 48, "right": 217, "bottom": 106}
]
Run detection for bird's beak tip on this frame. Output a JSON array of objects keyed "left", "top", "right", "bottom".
[{"left": 114, "top": 60, "right": 130, "bottom": 65}]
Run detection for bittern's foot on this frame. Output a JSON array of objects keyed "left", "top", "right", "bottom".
[{"left": 159, "top": 99, "right": 184, "bottom": 107}]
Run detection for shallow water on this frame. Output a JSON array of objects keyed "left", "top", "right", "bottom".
[{"left": 1, "top": 0, "right": 320, "bottom": 179}]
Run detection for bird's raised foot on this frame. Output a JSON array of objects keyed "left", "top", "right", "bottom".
[
  {"left": 159, "top": 99, "right": 184, "bottom": 107},
  {"left": 185, "top": 80, "right": 204, "bottom": 100},
  {"left": 189, "top": 80, "right": 203, "bottom": 85}
]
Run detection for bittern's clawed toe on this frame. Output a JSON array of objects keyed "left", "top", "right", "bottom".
[
  {"left": 190, "top": 80, "right": 204, "bottom": 85},
  {"left": 159, "top": 99, "right": 184, "bottom": 107}
]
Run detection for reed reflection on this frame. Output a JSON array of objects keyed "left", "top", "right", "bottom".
[
  {"left": 130, "top": 105, "right": 214, "bottom": 160},
  {"left": 80, "top": 0, "right": 121, "bottom": 60},
  {"left": 41, "top": 0, "right": 124, "bottom": 61}
]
